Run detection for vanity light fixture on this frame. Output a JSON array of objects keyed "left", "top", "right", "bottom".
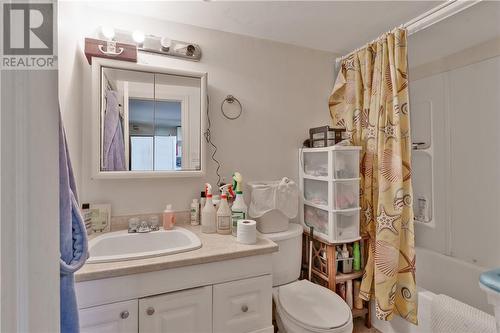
[
  {"left": 96, "top": 26, "right": 202, "bottom": 61},
  {"left": 132, "top": 30, "right": 145, "bottom": 45},
  {"left": 100, "top": 26, "right": 115, "bottom": 40}
]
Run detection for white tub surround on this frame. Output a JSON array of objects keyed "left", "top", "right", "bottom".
[{"left": 76, "top": 223, "right": 277, "bottom": 333}]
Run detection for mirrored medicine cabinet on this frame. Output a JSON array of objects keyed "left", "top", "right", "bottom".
[{"left": 91, "top": 58, "right": 207, "bottom": 178}]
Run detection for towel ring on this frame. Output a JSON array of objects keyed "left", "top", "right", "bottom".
[{"left": 221, "top": 95, "right": 242, "bottom": 120}]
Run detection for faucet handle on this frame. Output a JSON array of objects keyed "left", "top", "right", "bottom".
[
  {"left": 128, "top": 217, "right": 140, "bottom": 233},
  {"left": 137, "top": 221, "right": 150, "bottom": 233},
  {"left": 149, "top": 216, "right": 160, "bottom": 231}
]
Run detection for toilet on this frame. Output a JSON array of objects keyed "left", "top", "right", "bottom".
[{"left": 263, "top": 223, "right": 353, "bottom": 333}]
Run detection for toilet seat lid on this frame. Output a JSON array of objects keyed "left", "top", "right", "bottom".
[{"left": 278, "top": 280, "right": 351, "bottom": 330}]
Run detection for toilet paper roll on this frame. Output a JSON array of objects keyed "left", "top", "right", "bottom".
[{"left": 237, "top": 219, "right": 257, "bottom": 244}]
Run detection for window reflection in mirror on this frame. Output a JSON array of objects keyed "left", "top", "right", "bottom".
[
  {"left": 129, "top": 99, "right": 182, "bottom": 171},
  {"left": 100, "top": 67, "right": 201, "bottom": 173}
]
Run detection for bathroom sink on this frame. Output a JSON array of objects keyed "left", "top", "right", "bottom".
[{"left": 87, "top": 227, "right": 202, "bottom": 263}]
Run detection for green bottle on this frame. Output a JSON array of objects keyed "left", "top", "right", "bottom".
[{"left": 353, "top": 241, "right": 361, "bottom": 271}]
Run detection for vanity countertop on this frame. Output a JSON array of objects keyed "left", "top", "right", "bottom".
[{"left": 76, "top": 223, "right": 278, "bottom": 282}]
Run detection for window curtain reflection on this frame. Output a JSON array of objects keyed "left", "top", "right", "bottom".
[{"left": 329, "top": 29, "right": 417, "bottom": 324}]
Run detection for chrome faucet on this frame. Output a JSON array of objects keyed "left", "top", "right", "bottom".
[{"left": 128, "top": 217, "right": 159, "bottom": 233}]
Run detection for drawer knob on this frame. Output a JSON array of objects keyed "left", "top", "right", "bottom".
[
  {"left": 120, "top": 311, "right": 129, "bottom": 319},
  {"left": 146, "top": 307, "right": 155, "bottom": 316},
  {"left": 241, "top": 305, "right": 248, "bottom": 313}
]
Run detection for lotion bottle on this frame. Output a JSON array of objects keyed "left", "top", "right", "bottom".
[
  {"left": 353, "top": 241, "right": 361, "bottom": 271},
  {"left": 201, "top": 183, "right": 217, "bottom": 233},
  {"left": 163, "top": 204, "right": 175, "bottom": 230},
  {"left": 190, "top": 199, "right": 200, "bottom": 226}
]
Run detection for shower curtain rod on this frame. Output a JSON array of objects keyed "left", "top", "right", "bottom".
[{"left": 335, "top": 0, "right": 482, "bottom": 64}]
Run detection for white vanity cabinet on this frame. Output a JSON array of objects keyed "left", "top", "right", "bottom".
[
  {"left": 139, "top": 286, "right": 212, "bottom": 333},
  {"left": 79, "top": 277, "right": 271, "bottom": 333},
  {"left": 77, "top": 250, "right": 276, "bottom": 333},
  {"left": 80, "top": 299, "right": 138, "bottom": 333}
]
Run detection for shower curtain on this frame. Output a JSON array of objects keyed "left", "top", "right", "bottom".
[{"left": 329, "top": 29, "right": 417, "bottom": 324}]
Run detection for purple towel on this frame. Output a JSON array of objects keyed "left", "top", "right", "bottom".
[{"left": 59, "top": 113, "right": 88, "bottom": 332}]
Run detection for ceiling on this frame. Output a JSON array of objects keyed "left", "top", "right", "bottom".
[
  {"left": 86, "top": 1, "right": 442, "bottom": 55},
  {"left": 409, "top": 1, "right": 500, "bottom": 67}
]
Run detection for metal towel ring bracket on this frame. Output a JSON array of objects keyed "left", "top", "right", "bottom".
[{"left": 221, "top": 95, "right": 242, "bottom": 120}]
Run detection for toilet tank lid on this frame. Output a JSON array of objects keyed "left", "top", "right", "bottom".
[{"left": 262, "top": 223, "right": 302, "bottom": 242}]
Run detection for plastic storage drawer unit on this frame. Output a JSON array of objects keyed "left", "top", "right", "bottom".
[{"left": 299, "top": 146, "right": 362, "bottom": 244}]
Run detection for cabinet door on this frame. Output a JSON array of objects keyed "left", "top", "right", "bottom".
[
  {"left": 80, "top": 299, "right": 138, "bottom": 333},
  {"left": 139, "top": 286, "right": 212, "bottom": 333},
  {"left": 213, "top": 275, "right": 272, "bottom": 333}
]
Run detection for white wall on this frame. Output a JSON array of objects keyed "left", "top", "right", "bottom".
[
  {"left": 58, "top": 3, "right": 335, "bottom": 216},
  {"left": 410, "top": 55, "right": 500, "bottom": 269},
  {"left": 2, "top": 71, "right": 60, "bottom": 332}
]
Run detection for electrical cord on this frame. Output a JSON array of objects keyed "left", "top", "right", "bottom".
[{"left": 204, "top": 95, "right": 222, "bottom": 187}]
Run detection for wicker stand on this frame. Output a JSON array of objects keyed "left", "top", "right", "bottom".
[{"left": 301, "top": 231, "right": 371, "bottom": 328}]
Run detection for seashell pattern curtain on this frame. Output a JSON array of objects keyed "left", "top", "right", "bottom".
[{"left": 329, "top": 29, "right": 417, "bottom": 324}]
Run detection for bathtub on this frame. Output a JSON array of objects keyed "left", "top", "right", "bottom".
[
  {"left": 372, "top": 288, "right": 434, "bottom": 333},
  {"left": 372, "top": 246, "right": 493, "bottom": 332}
]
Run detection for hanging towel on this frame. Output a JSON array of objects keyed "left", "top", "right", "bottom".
[
  {"left": 60, "top": 114, "right": 88, "bottom": 333},
  {"left": 431, "top": 294, "right": 496, "bottom": 333},
  {"left": 103, "top": 90, "right": 126, "bottom": 171}
]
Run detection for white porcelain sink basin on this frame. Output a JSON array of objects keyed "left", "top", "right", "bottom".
[{"left": 87, "top": 227, "right": 202, "bottom": 263}]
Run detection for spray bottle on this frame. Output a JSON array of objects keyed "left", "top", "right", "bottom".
[
  {"left": 217, "top": 184, "right": 232, "bottom": 235},
  {"left": 231, "top": 172, "right": 248, "bottom": 237},
  {"left": 201, "top": 183, "right": 217, "bottom": 233}
]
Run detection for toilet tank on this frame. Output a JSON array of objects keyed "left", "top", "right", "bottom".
[{"left": 263, "top": 223, "right": 303, "bottom": 287}]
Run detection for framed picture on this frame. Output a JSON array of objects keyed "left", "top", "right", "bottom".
[{"left": 89, "top": 203, "right": 111, "bottom": 233}]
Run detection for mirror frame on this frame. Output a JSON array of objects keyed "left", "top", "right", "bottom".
[{"left": 91, "top": 58, "right": 207, "bottom": 179}]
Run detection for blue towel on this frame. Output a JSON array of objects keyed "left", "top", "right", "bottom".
[
  {"left": 59, "top": 115, "right": 88, "bottom": 333},
  {"left": 103, "top": 90, "right": 126, "bottom": 171}
]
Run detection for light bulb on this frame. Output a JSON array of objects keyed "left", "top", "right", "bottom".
[
  {"left": 132, "top": 30, "right": 145, "bottom": 44},
  {"left": 101, "top": 26, "right": 115, "bottom": 40}
]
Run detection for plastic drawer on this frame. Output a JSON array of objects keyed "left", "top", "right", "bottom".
[
  {"left": 333, "top": 208, "right": 360, "bottom": 242},
  {"left": 302, "top": 151, "right": 328, "bottom": 177},
  {"left": 303, "top": 204, "right": 329, "bottom": 235},
  {"left": 303, "top": 178, "right": 328, "bottom": 207},
  {"left": 332, "top": 179, "right": 359, "bottom": 210},
  {"left": 332, "top": 150, "right": 359, "bottom": 179}
]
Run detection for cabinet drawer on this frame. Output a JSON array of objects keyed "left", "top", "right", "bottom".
[
  {"left": 139, "top": 286, "right": 212, "bottom": 333},
  {"left": 213, "top": 275, "right": 272, "bottom": 333},
  {"left": 80, "top": 299, "right": 138, "bottom": 333}
]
